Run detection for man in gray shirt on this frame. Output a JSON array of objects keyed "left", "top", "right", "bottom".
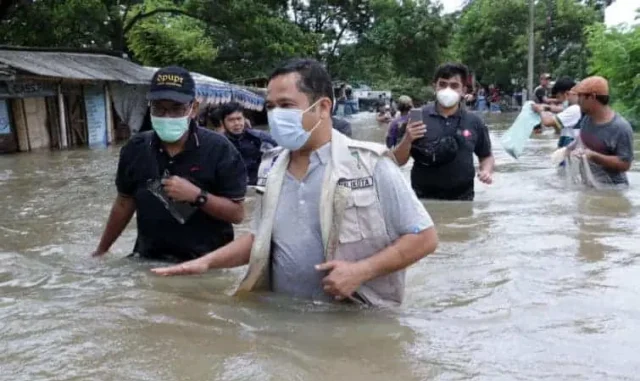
[
  {"left": 266, "top": 143, "right": 433, "bottom": 300},
  {"left": 569, "top": 76, "right": 634, "bottom": 185},
  {"left": 152, "top": 58, "right": 437, "bottom": 305}
]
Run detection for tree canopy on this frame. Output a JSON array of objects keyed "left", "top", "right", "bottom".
[{"left": 0, "top": 0, "right": 627, "bottom": 107}]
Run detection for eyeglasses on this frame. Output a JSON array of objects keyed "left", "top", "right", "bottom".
[
  {"left": 436, "top": 80, "right": 462, "bottom": 90},
  {"left": 150, "top": 102, "right": 192, "bottom": 117}
]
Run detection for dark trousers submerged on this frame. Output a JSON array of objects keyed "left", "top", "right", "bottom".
[{"left": 412, "top": 182, "right": 475, "bottom": 201}]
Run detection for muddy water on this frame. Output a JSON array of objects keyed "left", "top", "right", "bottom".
[{"left": 1, "top": 113, "right": 639, "bottom": 381}]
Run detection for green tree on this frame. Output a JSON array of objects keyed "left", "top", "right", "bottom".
[
  {"left": 125, "top": 0, "right": 215, "bottom": 73},
  {"left": 586, "top": 22, "right": 640, "bottom": 128},
  {"left": 451, "top": 0, "right": 600, "bottom": 90}
]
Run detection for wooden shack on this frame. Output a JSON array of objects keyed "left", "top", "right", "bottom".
[{"left": 0, "top": 46, "right": 152, "bottom": 154}]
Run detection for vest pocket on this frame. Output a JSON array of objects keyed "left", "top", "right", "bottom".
[{"left": 338, "top": 190, "right": 385, "bottom": 243}]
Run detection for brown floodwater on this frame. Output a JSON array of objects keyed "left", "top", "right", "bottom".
[{"left": 1, "top": 112, "right": 639, "bottom": 380}]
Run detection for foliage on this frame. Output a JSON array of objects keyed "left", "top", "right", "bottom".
[
  {"left": 452, "top": 0, "right": 600, "bottom": 91},
  {"left": 0, "top": 0, "right": 114, "bottom": 48},
  {"left": 586, "top": 22, "right": 640, "bottom": 129},
  {"left": 0, "top": 0, "right": 619, "bottom": 100},
  {"left": 125, "top": 0, "right": 215, "bottom": 73}
]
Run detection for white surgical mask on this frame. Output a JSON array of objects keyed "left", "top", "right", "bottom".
[
  {"left": 436, "top": 88, "right": 461, "bottom": 108},
  {"left": 267, "top": 100, "right": 322, "bottom": 150}
]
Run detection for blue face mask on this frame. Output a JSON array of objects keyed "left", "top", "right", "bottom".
[
  {"left": 151, "top": 115, "right": 190, "bottom": 143},
  {"left": 267, "top": 100, "right": 322, "bottom": 150},
  {"left": 562, "top": 100, "right": 569, "bottom": 109}
]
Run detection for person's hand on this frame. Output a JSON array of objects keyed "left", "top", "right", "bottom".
[
  {"left": 404, "top": 121, "right": 427, "bottom": 142},
  {"left": 571, "top": 147, "right": 593, "bottom": 159},
  {"left": 151, "top": 258, "right": 209, "bottom": 276},
  {"left": 550, "top": 147, "right": 568, "bottom": 164},
  {"left": 531, "top": 103, "right": 544, "bottom": 113},
  {"left": 464, "top": 94, "right": 475, "bottom": 102},
  {"left": 161, "top": 176, "right": 200, "bottom": 203},
  {"left": 315, "top": 260, "right": 371, "bottom": 301},
  {"left": 477, "top": 170, "right": 493, "bottom": 184}
]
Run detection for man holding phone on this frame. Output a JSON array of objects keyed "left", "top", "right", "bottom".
[{"left": 393, "top": 63, "right": 494, "bottom": 201}]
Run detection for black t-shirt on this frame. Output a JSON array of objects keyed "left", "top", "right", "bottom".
[
  {"left": 410, "top": 104, "right": 492, "bottom": 194},
  {"left": 534, "top": 86, "right": 547, "bottom": 104},
  {"left": 116, "top": 123, "right": 247, "bottom": 261}
]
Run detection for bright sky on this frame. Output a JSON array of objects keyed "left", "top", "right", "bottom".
[{"left": 440, "top": 0, "right": 639, "bottom": 27}]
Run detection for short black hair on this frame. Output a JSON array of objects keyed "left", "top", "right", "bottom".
[
  {"left": 551, "top": 77, "right": 576, "bottom": 96},
  {"left": 433, "top": 63, "right": 469, "bottom": 85},
  {"left": 269, "top": 58, "right": 334, "bottom": 105},
  {"left": 218, "top": 101, "right": 244, "bottom": 122},
  {"left": 208, "top": 107, "right": 222, "bottom": 127}
]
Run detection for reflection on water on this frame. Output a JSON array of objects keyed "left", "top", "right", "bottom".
[{"left": 1, "top": 112, "right": 639, "bottom": 380}]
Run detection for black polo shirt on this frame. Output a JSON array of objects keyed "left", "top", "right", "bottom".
[
  {"left": 411, "top": 103, "right": 492, "bottom": 198},
  {"left": 116, "top": 122, "right": 247, "bottom": 262}
]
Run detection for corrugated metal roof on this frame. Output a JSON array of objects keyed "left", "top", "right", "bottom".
[{"left": 0, "top": 50, "right": 153, "bottom": 84}]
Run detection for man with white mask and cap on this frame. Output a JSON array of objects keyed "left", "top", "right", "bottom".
[
  {"left": 393, "top": 63, "right": 495, "bottom": 201},
  {"left": 152, "top": 58, "right": 438, "bottom": 307}
]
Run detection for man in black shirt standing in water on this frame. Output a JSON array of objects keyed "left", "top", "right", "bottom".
[
  {"left": 91, "top": 66, "right": 248, "bottom": 262},
  {"left": 393, "top": 63, "right": 494, "bottom": 201}
]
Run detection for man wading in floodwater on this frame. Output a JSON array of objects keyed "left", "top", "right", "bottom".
[
  {"left": 153, "top": 59, "right": 438, "bottom": 307},
  {"left": 565, "top": 76, "right": 634, "bottom": 186},
  {"left": 91, "top": 66, "right": 248, "bottom": 262},
  {"left": 393, "top": 63, "right": 494, "bottom": 201}
]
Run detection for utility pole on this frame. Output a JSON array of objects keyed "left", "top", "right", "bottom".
[{"left": 527, "top": 0, "right": 535, "bottom": 99}]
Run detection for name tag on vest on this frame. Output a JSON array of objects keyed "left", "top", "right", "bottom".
[{"left": 338, "top": 176, "right": 374, "bottom": 189}]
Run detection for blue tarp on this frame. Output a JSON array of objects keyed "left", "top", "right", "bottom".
[
  {"left": 146, "top": 67, "right": 264, "bottom": 111},
  {"left": 500, "top": 101, "right": 541, "bottom": 159}
]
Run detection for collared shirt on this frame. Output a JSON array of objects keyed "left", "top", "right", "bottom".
[
  {"left": 251, "top": 143, "right": 434, "bottom": 301},
  {"left": 225, "top": 129, "right": 277, "bottom": 186},
  {"left": 410, "top": 103, "right": 492, "bottom": 195},
  {"left": 116, "top": 122, "right": 247, "bottom": 261}
]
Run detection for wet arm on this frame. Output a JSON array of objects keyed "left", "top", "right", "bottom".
[
  {"left": 539, "top": 111, "right": 562, "bottom": 134},
  {"left": 479, "top": 155, "right": 495, "bottom": 173},
  {"left": 96, "top": 195, "right": 136, "bottom": 253},
  {"left": 588, "top": 152, "right": 631, "bottom": 172},
  {"left": 199, "top": 196, "right": 245, "bottom": 224},
  {"left": 357, "top": 228, "right": 438, "bottom": 282},
  {"left": 357, "top": 158, "right": 438, "bottom": 281},
  {"left": 392, "top": 135, "right": 412, "bottom": 166},
  {"left": 197, "top": 233, "right": 254, "bottom": 269}
]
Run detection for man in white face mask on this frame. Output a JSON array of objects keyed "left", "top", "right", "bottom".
[
  {"left": 393, "top": 62, "right": 495, "bottom": 201},
  {"left": 152, "top": 58, "right": 438, "bottom": 307}
]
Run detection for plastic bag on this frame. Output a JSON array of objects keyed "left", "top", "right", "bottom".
[
  {"left": 563, "top": 136, "right": 616, "bottom": 190},
  {"left": 500, "top": 101, "right": 541, "bottom": 159}
]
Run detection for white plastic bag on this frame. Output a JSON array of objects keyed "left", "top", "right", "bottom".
[{"left": 500, "top": 101, "right": 541, "bottom": 159}]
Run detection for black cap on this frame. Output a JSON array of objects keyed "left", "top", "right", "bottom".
[{"left": 147, "top": 66, "right": 196, "bottom": 104}]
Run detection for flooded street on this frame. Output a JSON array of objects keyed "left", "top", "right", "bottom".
[{"left": 1, "top": 112, "right": 639, "bottom": 381}]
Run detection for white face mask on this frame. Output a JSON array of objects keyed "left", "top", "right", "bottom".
[
  {"left": 267, "top": 100, "right": 322, "bottom": 151},
  {"left": 436, "top": 88, "right": 461, "bottom": 108}
]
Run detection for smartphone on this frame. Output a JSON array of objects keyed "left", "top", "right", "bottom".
[{"left": 408, "top": 108, "right": 422, "bottom": 123}]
